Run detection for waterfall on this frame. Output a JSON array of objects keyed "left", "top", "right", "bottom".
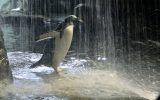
[{"left": 0, "top": 0, "right": 159, "bottom": 99}]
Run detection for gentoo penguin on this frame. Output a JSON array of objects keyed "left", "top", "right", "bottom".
[{"left": 30, "top": 15, "right": 83, "bottom": 73}]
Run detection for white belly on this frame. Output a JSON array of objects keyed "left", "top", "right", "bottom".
[{"left": 52, "top": 25, "right": 74, "bottom": 67}]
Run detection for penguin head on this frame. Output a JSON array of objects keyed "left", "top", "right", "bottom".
[{"left": 64, "top": 15, "right": 83, "bottom": 25}]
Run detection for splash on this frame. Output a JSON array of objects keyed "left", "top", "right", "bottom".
[
  {"left": 3, "top": 52, "right": 159, "bottom": 100},
  {"left": 4, "top": 69, "right": 158, "bottom": 100}
]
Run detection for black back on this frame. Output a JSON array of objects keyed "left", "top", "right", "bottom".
[{"left": 55, "top": 15, "right": 77, "bottom": 38}]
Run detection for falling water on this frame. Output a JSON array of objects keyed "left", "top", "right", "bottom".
[{"left": 0, "top": 0, "right": 160, "bottom": 100}]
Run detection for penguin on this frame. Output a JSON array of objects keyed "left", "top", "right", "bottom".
[{"left": 30, "top": 15, "right": 83, "bottom": 73}]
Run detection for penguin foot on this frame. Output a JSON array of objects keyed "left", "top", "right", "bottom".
[
  {"left": 54, "top": 67, "right": 64, "bottom": 74},
  {"left": 57, "top": 67, "right": 64, "bottom": 72}
]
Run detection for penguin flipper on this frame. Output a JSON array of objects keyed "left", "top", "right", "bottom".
[
  {"left": 39, "top": 31, "right": 60, "bottom": 40},
  {"left": 36, "top": 37, "right": 53, "bottom": 43},
  {"left": 33, "top": 37, "right": 54, "bottom": 53}
]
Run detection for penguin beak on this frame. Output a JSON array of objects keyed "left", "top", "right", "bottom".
[{"left": 77, "top": 17, "right": 83, "bottom": 23}]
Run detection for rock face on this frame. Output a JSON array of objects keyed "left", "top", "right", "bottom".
[
  {"left": 0, "top": 27, "right": 13, "bottom": 99},
  {"left": 0, "top": 28, "right": 13, "bottom": 84}
]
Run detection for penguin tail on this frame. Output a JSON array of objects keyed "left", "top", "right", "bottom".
[
  {"left": 30, "top": 53, "right": 52, "bottom": 68},
  {"left": 29, "top": 61, "right": 41, "bottom": 68}
]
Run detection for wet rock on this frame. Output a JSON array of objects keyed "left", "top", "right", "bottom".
[
  {"left": 0, "top": 28, "right": 13, "bottom": 83},
  {"left": 0, "top": 27, "right": 13, "bottom": 99}
]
